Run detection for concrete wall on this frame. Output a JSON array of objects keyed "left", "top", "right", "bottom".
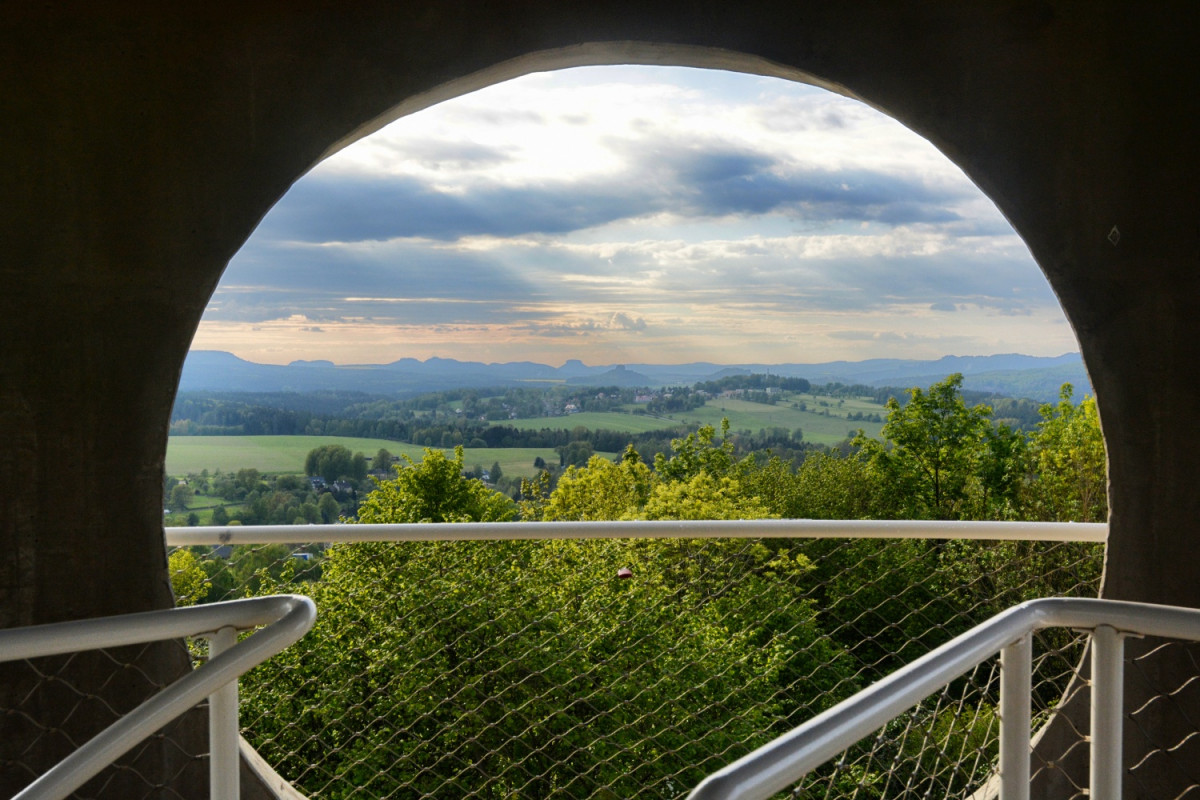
[{"left": 2, "top": 2, "right": 1197, "bottom": 796}]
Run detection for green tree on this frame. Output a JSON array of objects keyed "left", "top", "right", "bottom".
[
  {"left": 317, "top": 492, "right": 340, "bottom": 524},
  {"left": 979, "top": 422, "right": 1026, "bottom": 518},
  {"left": 543, "top": 453, "right": 655, "bottom": 521},
  {"left": 239, "top": 432, "right": 856, "bottom": 797},
  {"left": 642, "top": 473, "right": 771, "bottom": 520},
  {"left": 793, "top": 451, "right": 879, "bottom": 520},
  {"left": 356, "top": 446, "right": 515, "bottom": 524},
  {"left": 298, "top": 501, "right": 321, "bottom": 525},
  {"left": 517, "top": 470, "right": 552, "bottom": 521},
  {"left": 351, "top": 451, "right": 368, "bottom": 482},
  {"left": 1023, "top": 384, "right": 1107, "bottom": 522},
  {"left": 654, "top": 419, "right": 736, "bottom": 482},
  {"left": 304, "top": 444, "right": 356, "bottom": 483},
  {"left": 556, "top": 439, "right": 593, "bottom": 467},
  {"left": 168, "top": 549, "right": 210, "bottom": 606},
  {"left": 241, "top": 533, "right": 845, "bottom": 799},
  {"left": 210, "top": 505, "right": 230, "bottom": 526},
  {"left": 374, "top": 448, "right": 394, "bottom": 475},
  {"left": 168, "top": 482, "right": 192, "bottom": 511},
  {"left": 856, "top": 374, "right": 993, "bottom": 519},
  {"left": 235, "top": 468, "right": 263, "bottom": 495}
]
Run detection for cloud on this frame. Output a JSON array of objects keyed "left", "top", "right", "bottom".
[
  {"left": 255, "top": 173, "right": 650, "bottom": 242},
  {"left": 607, "top": 312, "right": 647, "bottom": 331},
  {"left": 384, "top": 140, "right": 512, "bottom": 170},
  {"left": 256, "top": 137, "right": 969, "bottom": 246},
  {"left": 201, "top": 66, "right": 1076, "bottom": 365},
  {"left": 828, "top": 330, "right": 911, "bottom": 343}
]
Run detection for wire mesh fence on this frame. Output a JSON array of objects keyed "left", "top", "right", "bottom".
[
  {"left": 1, "top": 641, "right": 211, "bottom": 799},
  {"left": 161, "top": 531, "right": 1107, "bottom": 799},
  {"left": 1, "top": 595, "right": 314, "bottom": 800}
]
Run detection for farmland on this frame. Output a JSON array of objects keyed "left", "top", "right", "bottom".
[
  {"left": 669, "top": 394, "right": 884, "bottom": 445},
  {"left": 166, "top": 435, "right": 567, "bottom": 478},
  {"left": 504, "top": 411, "right": 679, "bottom": 435},
  {"left": 505, "top": 393, "right": 884, "bottom": 447}
]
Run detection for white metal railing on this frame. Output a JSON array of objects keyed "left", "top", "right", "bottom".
[
  {"left": 164, "top": 518, "right": 1108, "bottom": 546},
  {"left": 161, "top": 519, "right": 1106, "bottom": 798},
  {"left": 1, "top": 594, "right": 316, "bottom": 800},
  {"left": 685, "top": 597, "right": 1200, "bottom": 800}
]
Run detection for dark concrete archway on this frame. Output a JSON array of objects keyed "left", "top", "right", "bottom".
[{"left": 3, "top": 3, "right": 1198, "bottom": 796}]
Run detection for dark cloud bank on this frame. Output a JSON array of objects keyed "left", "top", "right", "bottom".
[{"left": 258, "top": 141, "right": 965, "bottom": 244}]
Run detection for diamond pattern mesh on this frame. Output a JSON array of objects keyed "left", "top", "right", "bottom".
[
  {"left": 179, "top": 536, "right": 1103, "bottom": 798},
  {"left": 14, "top": 533, "right": 1200, "bottom": 798}
]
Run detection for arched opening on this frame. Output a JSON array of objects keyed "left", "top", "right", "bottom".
[
  {"left": 175, "top": 64, "right": 1103, "bottom": 798},
  {"left": 7, "top": 7, "right": 1198, "bottom": 797}
]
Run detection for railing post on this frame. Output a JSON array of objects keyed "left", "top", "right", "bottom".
[
  {"left": 1091, "top": 625, "right": 1124, "bottom": 800},
  {"left": 209, "top": 626, "right": 241, "bottom": 800},
  {"left": 999, "top": 634, "right": 1032, "bottom": 800}
]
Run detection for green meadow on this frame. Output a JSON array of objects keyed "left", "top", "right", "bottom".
[
  {"left": 167, "top": 390, "right": 889, "bottom": 477},
  {"left": 508, "top": 395, "right": 886, "bottom": 446},
  {"left": 670, "top": 396, "right": 885, "bottom": 446},
  {"left": 504, "top": 412, "right": 681, "bottom": 434},
  {"left": 166, "top": 435, "right": 565, "bottom": 478}
]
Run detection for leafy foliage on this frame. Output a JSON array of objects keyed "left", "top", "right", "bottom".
[
  {"left": 242, "top": 442, "right": 850, "bottom": 798},
  {"left": 854, "top": 374, "right": 995, "bottom": 520},
  {"left": 356, "top": 446, "right": 515, "bottom": 523},
  {"left": 304, "top": 444, "right": 368, "bottom": 483},
  {"left": 224, "top": 376, "right": 1108, "bottom": 798},
  {"left": 1022, "top": 385, "right": 1107, "bottom": 522},
  {"left": 168, "top": 549, "right": 210, "bottom": 606}
]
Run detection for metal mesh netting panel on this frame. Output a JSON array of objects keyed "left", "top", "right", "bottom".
[
  {"left": 1124, "top": 638, "right": 1200, "bottom": 799},
  {"left": 0, "top": 641, "right": 210, "bottom": 799},
  {"left": 163, "top": 537, "right": 1102, "bottom": 799}
]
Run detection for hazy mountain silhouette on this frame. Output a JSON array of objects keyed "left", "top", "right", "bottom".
[{"left": 179, "top": 350, "right": 1089, "bottom": 402}]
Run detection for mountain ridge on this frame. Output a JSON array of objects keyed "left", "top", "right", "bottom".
[{"left": 179, "top": 350, "right": 1090, "bottom": 403}]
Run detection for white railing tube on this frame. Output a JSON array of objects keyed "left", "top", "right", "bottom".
[
  {"left": 687, "top": 598, "right": 1200, "bottom": 800},
  {"left": 999, "top": 634, "right": 1032, "bottom": 800},
  {"left": 208, "top": 625, "right": 241, "bottom": 800},
  {"left": 687, "top": 602, "right": 1045, "bottom": 800},
  {"left": 1091, "top": 625, "right": 1125, "bottom": 800},
  {"left": 3, "top": 595, "right": 316, "bottom": 800},
  {"left": 2, "top": 595, "right": 309, "bottom": 662},
  {"left": 165, "top": 519, "right": 1107, "bottom": 546}
]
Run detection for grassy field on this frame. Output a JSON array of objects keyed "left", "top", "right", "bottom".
[
  {"left": 505, "top": 411, "right": 681, "bottom": 434},
  {"left": 507, "top": 396, "right": 885, "bottom": 446},
  {"left": 167, "top": 436, "right": 565, "bottom": 478},
  {"left": 168, "top": 390, "right": 888, "bottom": 476},
  {"left": 672, "top": 396, "right": 884, "bottom": 446}
]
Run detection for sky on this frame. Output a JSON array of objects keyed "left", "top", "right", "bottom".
[{"left": 192, "top": 66, "right": 1079, "bottom": 367}]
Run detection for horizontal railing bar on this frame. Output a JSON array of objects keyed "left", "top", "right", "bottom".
[
  {"left": 686, "top": 597, "right": 1200, "bottom": 800},
  {"left": 1, "top": 594, "right": 309, "bottom": 663},
  {"left": 8, "top": 595, "right": 316, "bottom": 800},
  {"left": 166, "top": 519, "right": 1107, "bottom": 547}
]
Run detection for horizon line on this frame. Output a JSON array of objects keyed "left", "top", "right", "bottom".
[{"left": 186, "top": 348, "right": 1083, "bottom": 370}]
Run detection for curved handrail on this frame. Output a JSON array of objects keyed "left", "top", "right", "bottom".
[
  {"left": 2, "top": 595, "right": 316, "bottom": 800},
  {"left": 687, "top": 597, "right": 1200, "bottom": 800}
]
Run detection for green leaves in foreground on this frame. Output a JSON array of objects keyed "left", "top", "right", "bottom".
[{"left": 241, "top": 535, "right": 848, "bottom": 799}]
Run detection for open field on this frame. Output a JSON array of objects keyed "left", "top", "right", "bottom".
[
  {"left": 672, "top": 397, "right": 884, "bottom": 446},
  {"left": 505, "top": 412, "right": 681, "bottom": 434},
  {"left": 166, "top": 436, "right": 565, "bottom": 478},
  {"left": 509, "top": 395, "right": 885, "bottom": 446},
  {"left": 167, "top": 389, "right": 888, "bottom": 476}
]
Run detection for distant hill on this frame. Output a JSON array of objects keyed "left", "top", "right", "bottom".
[
  {"left": 566, "top": 365, "right": 652, "bottom": 387},
  {"left": 179, "top": 350, "right": 1090, "bottom": 403}
]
